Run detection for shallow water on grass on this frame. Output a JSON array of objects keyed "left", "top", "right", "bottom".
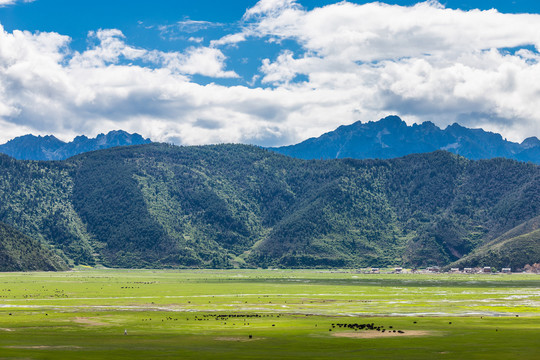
[{"left": 0, "top": 271, "right": 539, "bottom": 359}]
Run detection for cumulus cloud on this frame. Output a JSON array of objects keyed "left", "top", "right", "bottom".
[
  {"left": 244, "top": 0, "right": 540, "bottom": 141},
  {"left": 1, "top": 1, "right": 540, "bottom": 146},
  {"left": 69, "top": 29, "right": 146, "bottom": 67},
  {"left": 161, "top": 47, "right": 239, "bottom": 78},
  {"left": 68, "top": 29, "right": 237, "bottom": 78},
  {"left": 0, "top": 25, "right": 244, "bottom": 143},
  {"left": 249, "top": 1, "right": 540, "bottom": 62}
]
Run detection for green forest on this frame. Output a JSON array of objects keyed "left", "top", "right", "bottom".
[{"left": 0, "top": 144, "right": 538, "bottom": 270}]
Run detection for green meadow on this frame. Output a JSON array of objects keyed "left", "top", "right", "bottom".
[{"left": 0, "top": 270, "right": 539, "bottom": 359}]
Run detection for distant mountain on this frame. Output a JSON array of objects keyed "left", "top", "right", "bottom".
[
  {"left": 270, "top": 116, "right": 540, "bottom": 164},
  {"left": 0, "top": 130, "right": 152, "bottom": 160},
  {"left": 0, "top": 144, "right": 538, "bottom": 270}
]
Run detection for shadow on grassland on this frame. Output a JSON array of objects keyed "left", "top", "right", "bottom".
[{"left": 202, "top": 277, "right": 540, "bottom": 289}]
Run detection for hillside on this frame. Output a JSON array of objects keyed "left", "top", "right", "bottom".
[
  {"left": 449, "top": 216, "right": 540, "bottom": 270},
  {"left": 0, "top": 144, "right": 538, "bottom": 270},
  {"left": 0, "top": 130, "right": 151, "bottom": 161},
  {"left": 271, "top": 116, "right": 540, "bottom": 164},
  {"left": 0, "top": 221, "right": 68, "bottom": 271}
]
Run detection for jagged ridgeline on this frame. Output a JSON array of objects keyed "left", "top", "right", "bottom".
[
  {"left": 0, "top": 144, "right": 538, "bottom": 270},
  {"left": 270, "top": 115, "right": 540, "bottom": 164}
]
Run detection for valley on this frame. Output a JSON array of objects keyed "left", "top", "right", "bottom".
[{"left": 0, "top": 269, "right": 538, "bottom": 359}]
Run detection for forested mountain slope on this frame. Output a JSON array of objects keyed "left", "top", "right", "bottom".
[
  {"left": 0, "top": 144, "right": 538, "bottom": 270},
  {"left": 0, "top": 221, "right": 68, "bottom": 271}
]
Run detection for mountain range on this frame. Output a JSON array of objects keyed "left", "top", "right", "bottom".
[
  {"left": 271, "top": 116, "right": 540, "bottom": 164},
  {"left": 0, "top": 130, "right": 151, "bottom": 161},
  {"left": 1, "top": 117, "right": 539, "bottom": 165},
  {"left": 0, "top": 143, "right": 538, "bottom": 271}
]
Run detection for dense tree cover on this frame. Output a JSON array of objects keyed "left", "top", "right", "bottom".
[
  {"left": 0, "top": 154, "right": 95, "bottom": 266},
  {"left": 383, "top": 152, "right": 540, "bottom": 266},
  {"left": 0, "top": 221, "right": 67, "bottom": 271},
  {"left": 0, "top": 144, "right": 538, "bottom": 270}
]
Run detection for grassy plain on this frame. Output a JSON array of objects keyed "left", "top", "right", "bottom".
[{"left": 0, "top": 270, "right": 539, "bottom": 359}]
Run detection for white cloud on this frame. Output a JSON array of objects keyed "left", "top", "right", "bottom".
[
  {"left": 188, "top": 37, "right": 204, "bottom": 43},
  {"left": 161, "top": 47, "right": 239, "bottom": 78},
  {"left": 69, "top": 29, "right": 237, "bottom": 78},
  {"left": 210, "top": 33, "right": 246, "bottom": 47},
  {"left": 161, "top": 19, "right": 219, "bottom": 34},
  {"left": 260, "top": 50, "right": 301, "bottom": 84},
  {"left": 247, "top": 0, "right": 540, "bottom": 141},
  {"left": 1, "top": 1, "right": 540, "bottom": 146},
  {"left": 0, "top": 0, "right": 35, "bottom": 7},
  {"left": 243, "top": 0, "right": 301, "bottom": 19},
  {"left": 0, "top": 25, "right": 244, "bottom": 143},
  {"left": 158, "top": 19, "right": 222, "bottom": 41},
  {"left": 248, "top": 1, "right": 540, "bottom": 61},
  {"left": 69, "top": 30, "right": 146, "bottom": 67}
]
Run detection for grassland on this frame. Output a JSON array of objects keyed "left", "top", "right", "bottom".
[{"left": 0, "top": 270, "right": 539, "bottom": 359}]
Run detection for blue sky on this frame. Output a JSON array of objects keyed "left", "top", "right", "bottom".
[
  {"left": 0, "top": 0, "right": 539, "bottom": 145},
  {"left": 2, "top": 1, "right": 538, "bottom": 72}
]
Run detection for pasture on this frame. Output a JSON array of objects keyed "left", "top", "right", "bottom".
[{"left": 0, "top": 270, "right": 539, "bottom": 359}]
